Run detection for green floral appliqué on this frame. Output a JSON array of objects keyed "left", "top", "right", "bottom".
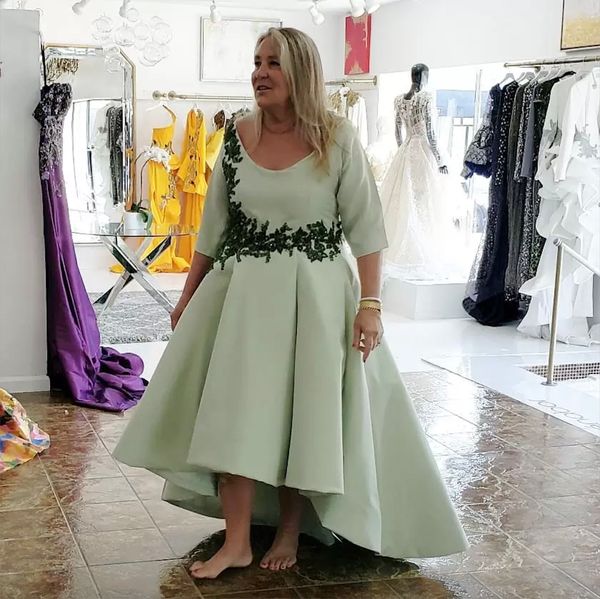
[{"left": 214, "top": 124, "right": 343, "bottom": 269}]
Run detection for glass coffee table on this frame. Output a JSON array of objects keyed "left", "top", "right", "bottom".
[{"left": 74, "top": 223, "right": 195, "bottom": 315}]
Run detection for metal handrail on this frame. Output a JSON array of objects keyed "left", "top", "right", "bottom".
[{"left": 543, "top": 238, "right": 600, "bottom": 386}]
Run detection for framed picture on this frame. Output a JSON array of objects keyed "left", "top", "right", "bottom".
[
  {"left": 345, "top": 14, "right": 372, "bottom": 75},
  {"left": 200, "top": 17, "right": 282, "bottom": 82},
  {"left": 561, "top": 0, "right": 600, "bottom": 51}
]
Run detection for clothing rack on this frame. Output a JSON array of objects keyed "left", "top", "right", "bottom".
[
  {"left": 504, "top": 54, "right": 600, "bottom": 68},
  {"left": 152, "top": 90, "right": 254, "bottom": 102},
  {"left": 325, "top": 75, "right": 378, "bottom": 87}
]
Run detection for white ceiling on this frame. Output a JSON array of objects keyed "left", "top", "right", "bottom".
[{"left": 137, "top": 0, "right": 403, "bottom": 14}]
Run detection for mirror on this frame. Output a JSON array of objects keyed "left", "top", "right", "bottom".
[{"left": 43, "top": 45, "right": 136, "bottom": 239}]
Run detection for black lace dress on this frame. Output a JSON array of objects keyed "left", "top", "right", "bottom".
[{"left": 463, "top": 81, "right": 520, "bottom": 326}]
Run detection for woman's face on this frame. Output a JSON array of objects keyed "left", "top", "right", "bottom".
[{"left": 252, "top": 37, "right": 290, "bottom": 110}]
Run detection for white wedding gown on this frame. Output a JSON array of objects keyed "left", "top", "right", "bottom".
[{"left": 380, "top": 91, "right": 465, "bottom": 281}]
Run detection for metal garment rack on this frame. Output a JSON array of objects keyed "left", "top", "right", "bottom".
[
  {"left": 151, "top": 76, "right": 377, "bottom": 102},
  {"left": 152, "top": 90, "right": 254, "bottom": 102},
  {"left": 544, "top": 239, "right": 600, "bottom": 387},
  {"left": 325, "top": 75, "right": 378, "bottom": 87},
  {"left": 504, "top": 53, "right": 600, "bottom": 68}
]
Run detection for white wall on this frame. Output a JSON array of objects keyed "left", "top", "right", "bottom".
[
  {"left": 32, "top": 1, "right": 345, "bottom": 157},
  {"left": 0, "top": 10, "right": 49, "bottom": 392},
  {"left": 371, "top": 0, "right": 565, "bottom": 74},
  {"left": 33, "top": 0, "right": 345, "bottom": 100}
]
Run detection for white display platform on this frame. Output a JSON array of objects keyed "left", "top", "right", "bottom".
[{"left": 383, "top": 275, "right": 467, "bottom": 320}]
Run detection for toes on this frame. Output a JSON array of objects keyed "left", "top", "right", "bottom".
[{"left": 189, "top": 561, "right": 204, "bottom": 572}]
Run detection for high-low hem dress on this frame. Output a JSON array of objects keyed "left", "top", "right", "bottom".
[{"left": 113, "top": 120, "right": 468, "bottom": 559}]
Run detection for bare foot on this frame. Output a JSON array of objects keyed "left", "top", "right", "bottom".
[
  {"left": 260, "top": 529, "right": 299, "bottom": 571},
  {"left": 190, "top": 544, "right": 253, "bottom": 579}
]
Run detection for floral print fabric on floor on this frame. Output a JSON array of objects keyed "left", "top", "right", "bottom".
[{"left": 0, "top": 389, "right": 50, "bottom": 473}]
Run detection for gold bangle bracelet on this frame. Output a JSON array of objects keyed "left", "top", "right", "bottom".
[
  {"left": 359, "top": 300, "right": 382, "bottom": 311},
  {"left": 359, "top": 305, "right": 381, "bottom": 313}
]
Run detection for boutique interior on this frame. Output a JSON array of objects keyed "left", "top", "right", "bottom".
[{"left": 1, "top": 0, "right": 600, "bottom": 597}]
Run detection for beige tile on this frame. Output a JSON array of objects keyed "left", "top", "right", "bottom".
[
  {"left": 43, "top": 455, "right": 123, "bottom": 481},
  {"left": 91, "top": 560, "right": 199, "bottom": 598},
  {"left": 0, "top": 505, "right": 70, "bottom": 540},
  {"left": 298, "top": 581, "right": 395, "bottom": 598},
  {"left": 143, "top": 499, "right": 215, "bottom": 528},
  {"left": 530, "top": 445, "right": 600, "bottom": 470},
  {"left": 444, "top": 473, "right": 531, "bottom": 505},
  {"left": 512, "top": 526, "right": 600, "bottom": 563},
  {"left": 160, "top": 522, "right": 225, "bottom": 557},
  {"left": 64, "top": 500, "right": 154, "bottom": 534},
  {"left": 475, "top": 564, "right": 598, "bottom": 598},
  {"left": 53, "top": 476, "right": 137, "bottom": 506},
  {"left": 431, "top": 431, "right": 511, "bottom": 455},
  {"left": 465, "top": 499, "right": 571, "bottom": 532},
  {"left": 388, "top": 573, "right": 497, "bottom": 598},
  {"left": 421, "top": 415, "right": 478, "bottom": 436},
  {"left": 417, "top": 533, "right": 543, "bottom": 575},
  {"left": 498, "top": 467, "right": 590, "bottom": 499},
  {"left": 0, "top": 567, "right": 99, "bottom": 599},
  {"left": 128, "top": 474, "right": 165, "bottom": 500},
  {"left": 0, "top": 458, "right": 49, "bottom": 487},
  {"left": 76, "top": 528, "right": 174, "bottom": 566},
  {"left": 558, "top": 558, "right": 600, "bottom": 595},
  {"left": 541, "top": 495, "right": 600, "bottom": 526},
  {"left": 0, "top": 480, "right": 57, "bottom": 511},
  {"left": 0, "top": 534, "right": 84, "bottom": 574}
]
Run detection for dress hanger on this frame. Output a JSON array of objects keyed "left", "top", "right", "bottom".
[{"left": 498, "top": 72, "right": 515, "bottom": 87}]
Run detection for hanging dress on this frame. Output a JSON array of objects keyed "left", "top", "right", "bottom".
[
  {"left": 463, "top": 81, "right": 520, "bottom": 325},
  {"left": 147, "top": 107, "right": 189, "bottom": 273},
  {"left": 176, "top": 109, "right": 208, "bottom": 266},
  {"left": 519, "top": 71, "right": 600, "bottom": 345},
  {"left": 113, "top": 120, "right": 468, "bottom": 559},
  {"left": 34, "top": 84, "right": 146, "bottom": 412}
]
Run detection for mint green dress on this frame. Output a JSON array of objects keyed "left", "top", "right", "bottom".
[{"left": 113, "top": 120, "right": 468, "bottom": 558}]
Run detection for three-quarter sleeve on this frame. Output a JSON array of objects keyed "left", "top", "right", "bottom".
[
  {"left": 336, "top": 123, "right": 388, "bottom": 258},
  {"left": 195, "top": 148, "right": 228, "bottom": 259}
]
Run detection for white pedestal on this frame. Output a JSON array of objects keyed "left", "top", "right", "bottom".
[{"left": 383, "top": 276, "right": 467, "bottom": 320}]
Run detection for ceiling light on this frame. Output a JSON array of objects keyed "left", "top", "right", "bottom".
[
  {"left": 349, "top": 0, "right": 365, "bottom": 19},
  {"left": 118, "top": 0, "right": 131, "bottom": 19},
  {"left": 209, "top": 0, "right": 221, "bottom": 23},
  {"left": 365, "top": 0, "right": 380, "bottom": 13},
  {"left": 309, "top": 0, "right": 325, "bottom": 25},
  {"left": 72, "top": 0, "right": 91, "bottom": 15}
]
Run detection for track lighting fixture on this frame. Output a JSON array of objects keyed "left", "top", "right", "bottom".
[
  {"left": 365, "top": 0, "right": 380, "bottom": 13},
  {"left": 309, "top": 0, "right": 325, "bottom": 26},
  {"left": 209, "top": 0, "right": 221, "bottom": 24},
  {"left": 349, "top": 0, "right": 365, "bottom": 19},
  {"left": 72, "top": 0, "right": 91, "bottom": 15}
]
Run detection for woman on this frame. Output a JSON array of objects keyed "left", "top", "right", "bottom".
[{"left": 113, "top": 27, "right": 467, "bottom": 580}]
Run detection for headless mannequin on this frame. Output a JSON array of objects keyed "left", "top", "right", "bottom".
[{"left": 400, "top": 63, "right": 448, "bottom": 174}]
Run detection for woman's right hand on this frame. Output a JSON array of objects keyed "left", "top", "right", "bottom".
[{"left": 170, "top": 298, "right": 189, "bottom": 331}]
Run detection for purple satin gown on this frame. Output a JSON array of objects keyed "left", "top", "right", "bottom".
[{"left": 34, "top": 83, "right": 146, "bottom": 412}]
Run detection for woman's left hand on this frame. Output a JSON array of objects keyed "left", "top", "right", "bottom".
[{"left": 353, "top": 309, "right": 384, "bottom": 363}]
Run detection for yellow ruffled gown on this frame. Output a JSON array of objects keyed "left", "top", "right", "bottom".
[
  {"left": 147, "top": 107, "right": 189, "bottom": 273},
  {"left": 176, "top": 110, "right": 225, "bottom": 264}
]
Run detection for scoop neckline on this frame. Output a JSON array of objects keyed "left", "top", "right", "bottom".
[{"left": 233, "top": 124, "right": 314, "bottom": 173}]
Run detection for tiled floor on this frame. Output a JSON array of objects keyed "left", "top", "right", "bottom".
[{"left": 2, "top": 371, "right": 600, "bottom": 598}]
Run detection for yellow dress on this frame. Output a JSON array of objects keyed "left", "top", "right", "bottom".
[
  {"left": 176, "top": 112, "right": 225, "bottom": 264},
  {"left": 176, "top": 109, "right": 208, "bottom": 266},
  {"left": 148, "top": 107, "right": 189, "bottom": 273}
]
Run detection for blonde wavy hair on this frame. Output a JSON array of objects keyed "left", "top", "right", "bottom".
[{"left": 254, "top": 27, "right": 341, "bottom": 168}]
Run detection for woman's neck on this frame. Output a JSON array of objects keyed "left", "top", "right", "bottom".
[{"left": 262, "top": 106, "right": 295, "bottom": 127}]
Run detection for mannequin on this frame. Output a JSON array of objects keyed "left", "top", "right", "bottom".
[
  {"left": 379, "top": 62, "right": 467, "bottom": 280},
  {"left": 399, "top": 63, "right": 448, "bottom": 174}
]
